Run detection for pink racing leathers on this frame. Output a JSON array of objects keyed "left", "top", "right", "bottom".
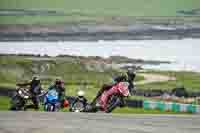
[{"left": 99, "top": 82, "right": 130, "bottom": 111}]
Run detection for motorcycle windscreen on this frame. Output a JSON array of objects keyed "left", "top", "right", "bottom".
[
  {"left": 117, "top": 82, "right": 130, "bottom": 96},
  {"left": 46, "top": 89, "right": 59, "bottom": 102}
]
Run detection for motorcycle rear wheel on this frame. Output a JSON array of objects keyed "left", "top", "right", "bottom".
[{"left": 106, "top": 95, "right": 121, "bottom": 113}]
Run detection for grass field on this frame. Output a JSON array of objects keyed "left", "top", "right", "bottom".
[
  {"left": 0, "top": 55, "right": 144, "bottom": 100},
  {"left": 1, "top": 55, "right": 200, "bottom": 98},
  {"left": 0, "top": 0, "right": 200, "bottom": 24},
  {"left": 0, "top": 55, "right": 114, "bottom": 99},
  {"left": 1, "top": 55, "right": 200, "bottom": 113},
  {"left": 136, "top": 70, "right": 200, "bottom": 92}
]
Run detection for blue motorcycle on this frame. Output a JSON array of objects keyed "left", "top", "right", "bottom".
[{"left": 44, "top": 89, "right": 60, "bottom": 112}]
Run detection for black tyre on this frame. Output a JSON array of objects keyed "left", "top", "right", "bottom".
[
  {"left": 70, "top": 101, "right": 85, "bottom": 112},
  {"left": 45, "top": 104, "right": 54, "bottom": 112},
  {"left": 106, "top": 95, "right": 121, "bottom": 113},
  {"left": 10, "top": 95, "right": 25, "bottom": 111}
]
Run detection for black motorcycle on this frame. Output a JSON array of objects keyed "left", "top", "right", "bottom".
[
  {"left": 69, "top": 94, "right": 126, "bottom": 113},
  {"left": 44, "top": 89, "right": 60, "bottom": 112},
  {"left": 69, "top": 82, "right": 129, "bottom": 113},
  {"left": 10, "top": 87, "right": 31, "bottom": 111},
  {"left": 69, "top": 96, "right": 87, "bottom": 112},
  {"left": 10, "top": 86, "right": 46, "bottom": 111}
]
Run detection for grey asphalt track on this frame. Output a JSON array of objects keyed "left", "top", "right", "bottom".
[{"left": 0, "top": 112, "right": 199, "bottom": 133}]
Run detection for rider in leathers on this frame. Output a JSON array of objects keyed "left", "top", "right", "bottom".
[
  {"left": 92, "top": 70, "right": 136, "bottom": 104},
  {"left": 17, "top": 76, "right": 42, "bottom": 110},
  {"left": 48, "top": 79, "right": 66, "bottom": 108}
]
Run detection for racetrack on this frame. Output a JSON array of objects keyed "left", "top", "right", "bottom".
[{"left": 0, "top": 112, "right": 199, "bottom": 133}]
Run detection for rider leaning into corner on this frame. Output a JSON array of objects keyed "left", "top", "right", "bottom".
[
  {"left": 92, "top": 69, "right": 136, "bottom": 104},
  {"left": 48, "top": 78, "right": 66, "bottom": 108},
  {"left": 85, "top": 69, "right": 136, "bottom": 113},
  {"left": 17, "top": 76, "right": 42, "bottom": 110}
]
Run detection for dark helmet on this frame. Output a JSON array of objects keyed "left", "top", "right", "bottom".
[
  {"left": 126, "top": 69, "right": 136, "bottom": 81},
  {"left": 32, "top": 76, "right": 40, "bottom": 85},
  {"left": 32, "top": 76, "right": 39, "bottom": 80},
  {"left": 113, "top": 72, "right": 127, "bottom": 83},
  {"left": 127, "top": 68, "right": 135, "bottom": 74},
  {"left": 55, "top": 79, "right": 64, "bottom": 86}
]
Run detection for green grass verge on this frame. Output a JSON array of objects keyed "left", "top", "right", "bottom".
[
  {"left": 128, "top": 96, "right": 154, "bottom": 101},
  {"left": 0, "top": 96, "right": 10, "bottom": 111},
  {"left": 112, "top": 107, "right": 191, "bottom": 114}
]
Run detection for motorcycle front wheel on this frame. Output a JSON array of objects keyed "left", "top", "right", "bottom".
[
  {"left": 10, "top": 95, "right": 25, "bottom": 111},
  {"left": 44, "top": 104, "right": 54, "bottom": 112}
]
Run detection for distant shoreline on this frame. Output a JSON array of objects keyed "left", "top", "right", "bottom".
[
  {"left": 0, "top": 23, "right": 200, "bottom": 41},
  {"left": 0, "top": 54, "right": 171, "bottom": 66}
]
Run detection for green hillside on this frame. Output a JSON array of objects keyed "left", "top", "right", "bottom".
[{"left": 0, "top": 0, "right": 199, "bottom": 24}]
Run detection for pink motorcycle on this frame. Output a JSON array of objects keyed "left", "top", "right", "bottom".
[{"left": 92, "top": 82, "right": 130, "bottom": 113}]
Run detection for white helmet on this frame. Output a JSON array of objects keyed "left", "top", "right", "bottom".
[{"left": 77, "top": 90, "right": 85, "bottom": 97}]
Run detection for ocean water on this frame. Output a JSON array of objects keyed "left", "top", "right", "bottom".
[{"left": 0, "top": 39, "right": 200, "bottom": 72}]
